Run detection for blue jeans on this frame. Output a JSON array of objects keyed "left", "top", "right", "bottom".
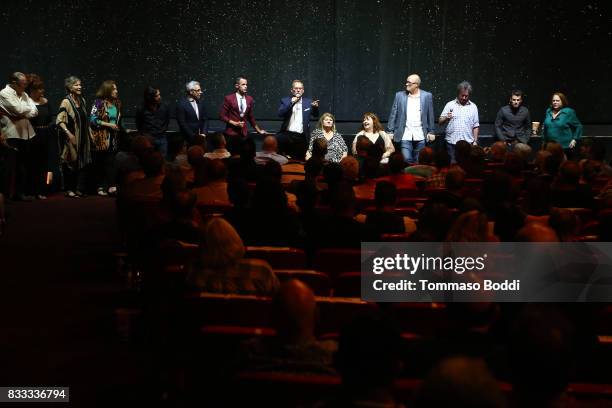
[
  {"left": 153, "top": 135, "right": 168, "bottom": 160},
  {"left": 446, "top": 141, "right": 456, "bottom": 163},
  {"left": 401, "top": 140, "right": 425, "bottom": 164}
]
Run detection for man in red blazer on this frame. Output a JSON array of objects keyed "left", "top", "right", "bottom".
[{"left": 219, "top": 76, "right": 266, "bottom": 152}]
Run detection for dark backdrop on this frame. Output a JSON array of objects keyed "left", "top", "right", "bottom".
[{"left": 2, "top": 0, "right": 611, "bottom": 123}]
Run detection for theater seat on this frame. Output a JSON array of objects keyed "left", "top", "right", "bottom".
[
  {"left": 273, "top": 269, "right": 331, "bottom": 296},
  {"left": 312, "top": 248, "right": 362, "bottom": 279},
  {"left": 333, "top": 272, "right": 362, "bottom": 297},
  {"left": 196, "top": 202, "right": 232, "bottom": 218},
  {"left": 245, "top": 246, "right": 307, "bottom": 269}
]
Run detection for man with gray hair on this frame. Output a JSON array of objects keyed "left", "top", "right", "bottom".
[
  {"left": 176, "top": 80, "right": 208, "bottom": 144},
  {"left": 439, "top": 81, "right": 480, "bottom": 162},
  {"left": 386, "top": 74, "right": 436, "bottom": 164},
  {"left": 0, "top": 72, "right": 38, "bottom": 201}
]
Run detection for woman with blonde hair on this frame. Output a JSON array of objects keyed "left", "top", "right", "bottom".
[
  {"left": 188, "top": 217, "right": 279, "bottom": 295},
  {"left": 305, "top": 112, "right": 347, "bottom": 162},
  {"left": 351, "top": 112, "right": 394, "bottom": 162}
]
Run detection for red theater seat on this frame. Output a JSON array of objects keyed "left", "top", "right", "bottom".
[
  {"left": 273, "top": 269, "right": 331, "bottom": 296},
  {"left": 245, "top": 246, "right": 307, "bottom": 269}
]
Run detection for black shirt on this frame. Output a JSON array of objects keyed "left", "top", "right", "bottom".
[
  {"left": 494, "top": 105, "right": 531, "bottom": 143},
  {"left": 135, "top": 103, "right": 170, "bottom": 137}
]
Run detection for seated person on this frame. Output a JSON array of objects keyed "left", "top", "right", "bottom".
[
  {"left": 238, "top": 279, "right": 337, "bottom": 374},
  {"left": 405, "top": 146, "right": 437, "bottom": 178},
  {"left": 255, "top": 135, "right": 288, "bottom": 165},
  {"left": 192, "top": 158, "right": 229, "bottom": 205},
  {"left": 363, "top": 180, "right": 416, "bottom": 235},
  {"left": 203, "top": 132, "right": 231, "bottom": 160},
  {"left": 376, "top": 151, "right": 418, "bottom": 190},
  {"left": 187, "top": 217, "right": 279, "bottom": 295},
  {"left": 550, "top": 160, "right": 594, "bottom": 209},
  {"left": 123, "top": 150, "right": 165, "bottom": 203}
]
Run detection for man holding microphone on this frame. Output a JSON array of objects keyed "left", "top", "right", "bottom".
[
  {"left": 277, "top": 79, "right": 319, "bottom": 160},
  {"left": 439, "top": 81, "right": 480, "bottom": 163}
]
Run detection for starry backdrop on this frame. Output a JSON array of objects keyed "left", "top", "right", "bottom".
[{"left": 2, "top": 0, "right": 611, "bottom": 124}]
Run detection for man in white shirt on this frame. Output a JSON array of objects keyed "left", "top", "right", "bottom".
[
  {"left": 386, "top": 74, "right": 436, "bottom": 164},
  {"left": 439, "top": 81, "right": 480, "bottom": 163},
  {"left": 277, "top": 80, "right": 319, "bottom": 160},
  {"left": 0, "top": 72, "right": 38, "bottom": 201}
]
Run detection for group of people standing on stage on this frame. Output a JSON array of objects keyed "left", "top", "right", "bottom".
[{"left": 0, "top": 70, "right": 584, "bottom": 201}]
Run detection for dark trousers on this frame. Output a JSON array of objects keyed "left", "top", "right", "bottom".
[
  {"left": 92, "top": 150, "right": 116, "bottom": 190},
  {"left": 0, "top": 143, "right": 17, "bottom": 197},
  {"left": 62, "top": 163, "right": 89, "bottom": 193},
  {"left": 277, "top": 131, "right": 307, "bottom": 160},
  {"left": 29, "top": 132, "right": 49, "bottom": 195},
  {"left": 6, "top": 138, "right": 32, "bottom": 198}
]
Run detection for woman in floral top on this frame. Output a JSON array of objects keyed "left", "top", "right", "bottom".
[{"left": 306, "top": 112, "right": 347, "bottom": 163}]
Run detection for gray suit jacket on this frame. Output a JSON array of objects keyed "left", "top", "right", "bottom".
[{"left": 386, "top": 90, "right": 435, "bottom": 143}]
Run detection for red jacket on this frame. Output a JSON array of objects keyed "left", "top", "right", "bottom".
[{"left": 219, "top": 93, "right": 258, "bottom": 138}]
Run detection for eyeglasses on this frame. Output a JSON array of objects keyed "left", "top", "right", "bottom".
[{"left": 406, "top": 81, "right": 417, "bottom": 86}]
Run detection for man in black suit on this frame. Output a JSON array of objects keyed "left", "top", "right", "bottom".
[
  {"left": 277, "top": 80, "right": 319, "bottom": 160},
  {"left": 176, "top": 80, "right": 208, "bottom": 144}
]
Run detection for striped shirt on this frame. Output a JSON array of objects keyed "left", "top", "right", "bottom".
[{"left": 441, "top": 99, "right": 479, "bottom": 144}]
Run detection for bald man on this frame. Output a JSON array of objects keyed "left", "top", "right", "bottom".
[
  {"left": 386, "top": 74, "right": 435, "bottom": 164},
  {"left": 254, "top": 135, "right": 288, "bottom": 165}
]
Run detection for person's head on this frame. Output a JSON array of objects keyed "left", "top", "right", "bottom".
[
  {"left": 304, "top": 157, "right": 323, "bottom": 180},
  {"left": 515, "top": 222, "right": 559, "bottom": 242},
  {"left": 272, "top": 279, "right": 317, "bottom": 343},
  {"left": 25, "top": 74, "right": 44, "bottom": 100},
  {"left": 434, "top": 147, "right": 451, "bottom": 169},
  {"left": 262, "top": 135, "right": 279, "bottom": 153},
  {"left": 513, "top": 143, "right": 532, "bottom": 163},
  {"left": 389, "top": 151, "right": 407, "bottom": 174},
  {"left": 548, "top": 208, "right": 578, "bottom": 242},
  {"left": 141, "top": 151, "right": 165, "bottom": 177},
  {"left": 445, "top": 167, "right": 466, "bottom": 192},
  {"left": 199, "top": 217, "right": 245, "bottom": 269},
  {"left": 456, "top": 81, "right": 472, "bottom": 105},
  {"left": 455, "top": 140, "right": 472, "bottom": 165},
  {"left": 234, "top": 75, "right": 248, "bottom": 95},
  {"left": 64, "top": 76, "right": 82, "bottom": 96},
  {"left": 340, "top": 156, "right": 359, "bottom": 182},
  {"left": 8, "top": 72, "right": 27, "bottom": 95},
  {"left": 534, "top": 150, "right": 552, "bottom": 174},
  {"left": 290, "top": 79, "right": 304, "bottom": 97},
  {"left": 143, "top": 86, "right": 161, "bottom": 107},
  {"left": 557, "top": 160, "right": 580, "bottom": 185},
  {"left": 361, "top": 112, "right": 383, "bottom": 133},
  {"left": 375, "top": 180, "right": 397, "bottom": 210},
  {"left": 503, "top": 152, "right": 523, "bottom": 175},
  {"left": 317, "top": 112, "right": 336, "bottom": 131},
  {"left": 405, "top": 73, "right": 421, "bottom": 94},
  {"left": 418, "top": 201, "right": 453, "bottom": 241},
  {"left": 335, "top": 313, "right": 403, "bottom": 388},
  {"left": 509, "top": 89, "right": 524, "bottom": 109},
  {"left": 95, "top": 80, "right": 119, "bottom": 102},
  {"left": 445, "top": 210, "right": 489, "bottom": 242},
  {"left": 415, "top": 357, "right": 505, "bottom": 408},
  {"left": 551, "top": 92, "right": 568, "bottom": 110},
  {"left": 490, "top": 141, "right": 507, "bottom": 162},
  {"left": 130, "top": 134, "right": 154, "bottom": 159},
  {"left": 187, "top": 145, "right": 205, "bottom": 166},
  {"left": 418, "top": 147, "right": 434, "bottom": 165},
  {"left": 185, "top": 80, "right": 202, "bottom": 100},
  {"left": 161, "top": 166, "right": 187, "bottom": 200},
  {"left": 209, "top": 132, "right": 227, "bottom": 150},
  {"left": 330, "top": 181, "right": 356, "bottom": 217},
  {"left": 169, "top": 190, "right": 197, "bottom": 221},
  {"left": 260, "top": 159, "right": 283, "bottom": 183},
  {"left": 312, "top": 137, "right": 328, "bottom": 160},
  {"left": 580, "top": 159, "right": 598, "bottom": 183},
  {"left": 355, "top": 135, "right": 373, "bottom": 157}
]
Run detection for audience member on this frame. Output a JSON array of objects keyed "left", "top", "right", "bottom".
[
  {"left": 254, "top": 135, "right": 288, "bottom": 165},
  {"left": 203, "top": 133, "right": 231, "bottom": 160}
]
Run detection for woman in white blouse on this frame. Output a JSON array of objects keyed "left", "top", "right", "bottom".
[{"left": 351, "top": 112, "right": 394, "bottom": 162}]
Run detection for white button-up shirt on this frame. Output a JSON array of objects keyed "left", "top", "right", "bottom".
[
  {"left": 0, "top": 85, "right": 38, "bottom": 140},
  {"left": 189, "top": 97, "right": 199, "bottom": 119},
  {"left": 235, "top": 92, "right": 246, "bottom": 117},
  {"left": 441, "top": 99, "right": 480, "bottom": 144},
  {"left": 402, "top": 93, "right": 424, "bottom": 141},
  {"left": 287, "top": 98, "right": 303, "bottom": 134}
]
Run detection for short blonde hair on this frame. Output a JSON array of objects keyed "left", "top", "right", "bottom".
[
  {"left": 199, "top": 218, "right": 245, "bottom": 269},
  {"left": 317, "top": 112, "right": 336, "bottom": 132}
]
